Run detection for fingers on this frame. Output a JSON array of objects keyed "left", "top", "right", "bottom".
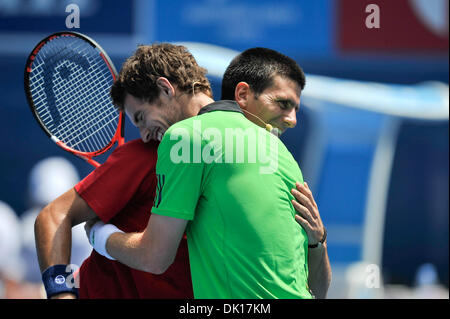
[
  {"left": 295, "top": 182, "right": 314, "bottom": 206},
  {"left": 84, "top": 221, "right": 93, "bottom": 237},
  {"left": 291, "top": 198, "right": 310, "bottom": 219},
  {"left": 296, "top": 182, "right": 318, "bottom": 208},
  {"left": 84, "top": 220, "right": 92, "bottom": 234},
  {"left": 291, "top": 187, "right": 317, "bottom": 221},
  {"left": 84, "top": 224, "right": 91, "bottom": 243},
  {"left": 292, "top": 182, "right": 326, "bottom": 244},
  {"left": 291, "top": 199, "right": 317, "bottom": 227},
  {"left": 86, "top": 217, "right": 100, "bottom": 228},
  {"left": 294, "top": 213, "right": 308, "bottom": 228},
  {"left": 304, "top": 182, "right": 318, "bottom": 207},
  {"left": 84, "top": 218, "right": 100, "bottom": 243}
]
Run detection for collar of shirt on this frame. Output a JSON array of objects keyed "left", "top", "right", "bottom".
[{"left": 197, "top": 100, "right": 244, "bottom": 116}]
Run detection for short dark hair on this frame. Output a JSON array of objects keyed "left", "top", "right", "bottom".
[
  {"left": 111, "top": 43, "right": 212, "bottom": 110},
  {"left": 221, "top": 47, "right": 305, "bottom": 100}
]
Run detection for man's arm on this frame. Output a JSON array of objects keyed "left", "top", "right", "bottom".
[
  {"left": 34, "top": 188, "right": 97, "bottom": 299},
  {"left": 85, "top": 123, "right": 200, "bottom": 276},
  {"left": 291, "top": 182, "right": 332, "bottom": 299},
  {"left": 305, "top": 238, "right": 331, "bottom": 299},
  {"left": 86, "top": 214, "right": 188, "bottom": 275}
]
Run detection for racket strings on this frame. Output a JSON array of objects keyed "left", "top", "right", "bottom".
[
  {"left": 28, "top": 35, "right": 118, "bottom": 154},
  {"left": 52, "top": 56, "right": 116, "bottom": 148},
  {"left": 31, "top": 43, "right": 116, "bottom": 152},
  {"left": 50, "top": 40, "right": 116, "bottom": 151}
]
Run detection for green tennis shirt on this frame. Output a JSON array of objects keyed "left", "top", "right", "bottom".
[{"left": 152, "top": 101, "right": 312, "bottom": 299}]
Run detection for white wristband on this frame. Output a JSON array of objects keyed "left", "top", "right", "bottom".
[{"left": 88, "top": 221, "right": 123, "bottom": 260}]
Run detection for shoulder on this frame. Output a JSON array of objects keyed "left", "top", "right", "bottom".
[
  {"left": 113, "top": 139, "right": 159, "bottom": 157},
  {"left": 165, "top": 116, "right": 199, "bottom": 133},
  {"left": 161, "top": 117, "right": 203, "bottom": 147},
  {"left": 102, "top": 139, "right": 159, "bottom": 170}
]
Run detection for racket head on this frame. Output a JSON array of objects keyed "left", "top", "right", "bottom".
[{"left": 24, "top": 31, "right": 124, "bottom": 166}]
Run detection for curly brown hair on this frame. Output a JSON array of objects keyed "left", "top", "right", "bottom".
[{"left": 111, "top": 43, "right": 212, "bottom": 110}]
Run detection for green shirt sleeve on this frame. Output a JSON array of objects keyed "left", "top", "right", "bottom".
[{"left": 151, "top": 122, "right": 205, "bottom": 220}]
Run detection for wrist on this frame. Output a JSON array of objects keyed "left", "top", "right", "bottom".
[
  {"left": 309, "top": 227, "right": 327, "bottom": 249},
  {"left": 42, "top": 265, "right": 79, "bottom": 299},
  {"left": 89, "top": 221, "right": 123, "bottom": 260}
]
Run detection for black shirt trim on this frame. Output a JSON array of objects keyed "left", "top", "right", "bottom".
[{"left": 197, "top": 100, "right": 243, "bottom": 116}]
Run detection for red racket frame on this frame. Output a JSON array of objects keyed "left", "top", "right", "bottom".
[{"left": 24, "top": 32, "right": 124, "bottom": 168}]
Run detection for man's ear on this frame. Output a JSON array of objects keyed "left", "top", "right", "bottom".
[
  {"left": 234, "top": 82, "right": 250, "bottom": 110},
  {"left": 156, "top": 77, "right": 175, "bottom": 99}
]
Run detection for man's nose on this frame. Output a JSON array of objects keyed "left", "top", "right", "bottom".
[
  {"left": 283, "top": 108, "right": 297, "bottom": 128},
  {"left": 139, "top": 127, "right": 151, "bottom": 143}
]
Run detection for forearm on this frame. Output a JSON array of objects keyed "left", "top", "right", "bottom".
[
  {"left": 35, "top": 210, "right": 78, "bottom": 300},
  {"left": 105, "top": 231, "right": 161, "bottom": 273},
  {"left": 307, "top": 243, "right": 332, "bottom": 299},
  {"left": 103, "top": 214, "right": 188, "bottom": 275},
  {"left": 35, "top": 205, "right": 73, "bottom": 272},
  {"left": 34, "top": 188, "right": 96, "bottom": 272}
]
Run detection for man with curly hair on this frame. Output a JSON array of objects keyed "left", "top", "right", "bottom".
[{"left": 35, "top": 43, "right": 212, "bottom": 299}]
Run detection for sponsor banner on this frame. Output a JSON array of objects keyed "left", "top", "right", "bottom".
[
  {"left": 0, "top": 0, "right": 133, "bottom": 34},
  {"left": 154, "top": 0, "right": 333, "bottom": 56}
]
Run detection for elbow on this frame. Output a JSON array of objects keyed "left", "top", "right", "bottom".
[
  {"left": 144, "top": 258, "right": 173, "bottom": 275},
  {"left": 34, "top": 202, "right": 72, "bottom": 240},
  {"left": 35, "top": 203, "right": 60, "bottom": 228},
  {"left": 34, "top": 204, "right": 51, "bottom": 234},
  {"left": 142, "top": 251, "right": 174, "bottom": 275},
  {"left": 145, "top": 265, "right": 168, "bottom": 275}
]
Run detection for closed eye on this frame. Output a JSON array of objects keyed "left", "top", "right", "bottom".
[
  {"left": 134, "top": 111, "right": 143, "bottom": 126},
  {"left": 276, "top": 99, "right": 298, "bottom": 111},
  {"left": 278, "top": 100, "right": 288, "bottom": 109}
]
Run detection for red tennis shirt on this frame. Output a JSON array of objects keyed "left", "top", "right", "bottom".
[{"left": 75, "top": 139, "right": 193, "bottom": 298}]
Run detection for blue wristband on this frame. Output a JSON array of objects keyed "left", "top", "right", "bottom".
[{"left": 42, "top": 265, "right": 79, "bottom": 299}]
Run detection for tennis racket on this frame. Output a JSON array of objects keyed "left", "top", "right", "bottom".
[{"left": 24, "top": 31, "right": 124, "bottom": 168}]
